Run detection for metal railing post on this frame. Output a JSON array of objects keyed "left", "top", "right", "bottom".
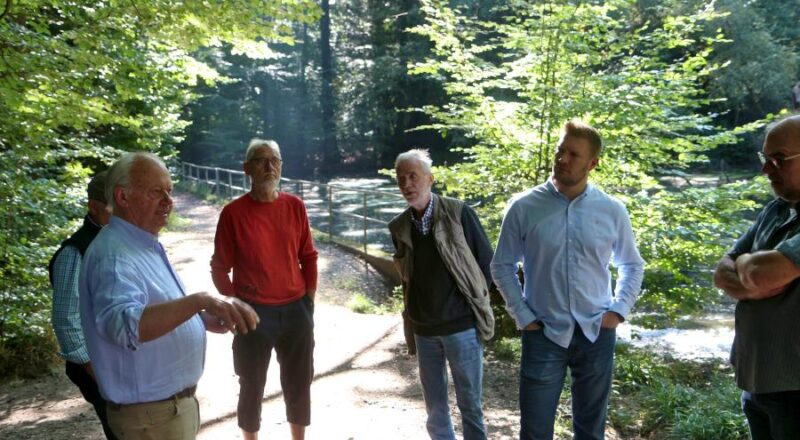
[
  {"left": 363, "top": 192, "right": 368, "bottom": 255},
  {"left": 328, "top": 187, "right": 333, "bottom": 242},
  {"left": 214, "top": 168, "right": 220, "bottom": 196},
  {"left": 228, "top": 171, "right": 233, "bottom": 199}
]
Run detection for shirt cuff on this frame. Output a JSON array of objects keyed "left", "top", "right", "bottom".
[
  {"left": 609, "top": 301, "right": 631, "bottom": 321},
  {"left": 61, "top": 348, "right": 90, "bottom": 365},
  {"left": 512, "top": 307, "right": 537, "bottom": 330}
]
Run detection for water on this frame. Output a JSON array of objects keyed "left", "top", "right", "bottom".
[{"left": 618, "top": 313, "right": 734, "bottom": 361}]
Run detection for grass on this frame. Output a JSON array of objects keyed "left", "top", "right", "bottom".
[
  {"left": 165, "top": 211, "right": 191, "bottom": 231},
  {"left": 487, "top": 338, "right": 749, "bottom": 440},
  {"left": 347, "top": 293, "right": 379, "bottom": 314},
  {"left": 346, "top": 287, "right": 404, "bottom": 315}
]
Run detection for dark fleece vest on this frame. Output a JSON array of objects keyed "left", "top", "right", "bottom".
[{"left": 48, "top": 216, "right": 102, "bottom": 285}]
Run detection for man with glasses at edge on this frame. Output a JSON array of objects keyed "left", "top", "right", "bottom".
[
  {"left": 714, "top": 114, "right": 800, "bottom": 440},
  {"left": 211, "top": 139, "right": 318, "bottom": 440}
]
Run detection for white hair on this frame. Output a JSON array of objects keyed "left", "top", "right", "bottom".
[
  {"left": 105, "top": 152, "right": 166, "bottom": 212},
  {"left": 395, "top": 149, "right": 433, "bottom": 174},
  {"left": 245, "top": 139, "right": 281, "bottom": 162}
]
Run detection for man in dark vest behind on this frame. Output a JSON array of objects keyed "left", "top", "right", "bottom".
[{"left": 49, "top": 170, "right": 116, "bottom": 440}]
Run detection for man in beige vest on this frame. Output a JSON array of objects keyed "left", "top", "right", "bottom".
[{"left": 388, "top": 149, "right": 494, "bottom": 440}]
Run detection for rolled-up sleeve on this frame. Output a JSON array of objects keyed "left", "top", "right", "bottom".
[
  {"left": 88, "top": 256, "right": 146, "bottom": 351},
  {"left": 776, "top": 233, "right": 800, "bottom": 267}
]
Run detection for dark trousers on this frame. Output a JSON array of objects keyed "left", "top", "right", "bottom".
[
  {"left": 65, "top": 361, "right": 118, "bottom": 440},
  {"left": 233, "top": 296, "right": 315, "bottom": 432},
  {"left": 742, "top": 390, "right": 800, "bottom": 440}
]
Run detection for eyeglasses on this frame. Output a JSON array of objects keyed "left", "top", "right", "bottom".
[
  {"left": 758, "top": 151, "right": 800, "bottom": 169},
  {"left": 249, "top": 157, "right": 282, "bottom": 168}
]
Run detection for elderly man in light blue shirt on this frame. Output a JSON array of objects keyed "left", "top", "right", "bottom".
[
  {"left": 491, "top": 119, "right": 644, "bottom": 440},
  {"left": 79, "top": 152, "right": 259, "bottom": 440}
]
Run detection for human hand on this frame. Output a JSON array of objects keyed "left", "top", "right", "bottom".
[
  {"left": 524, "top": 320, "right": 542, "bottom": 331},
  {"left": 82, "top": 362, "right": 96, "bottom": 380},
  {"left": 200, "top": 311, "right": 229, "bottom": 334},
  {"left": 601, "top": 311, "right": 622, "bottom": 329},
  {"left": 201, "top": 294, "right": 259, "bottom": 335}
]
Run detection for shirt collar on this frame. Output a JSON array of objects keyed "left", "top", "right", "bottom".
[
  {"left": 410, "top": 195, "right": 435, "bottom": 235},
  {"left": 545, "top": 178, "right": 593, "bottom": 202},
  {"left": 109, "top": 216, "right": 162, "bottom": 252}
]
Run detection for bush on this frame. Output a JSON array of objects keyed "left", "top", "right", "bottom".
[
  {"left": 347, "top": 293, "right": 379, "bottom": 314},
  {"left": 610, "top": 344, "right": 748, "bottom": 440},
  {"left": 0, "top": 287, "right": 59, "bottom": 378}
]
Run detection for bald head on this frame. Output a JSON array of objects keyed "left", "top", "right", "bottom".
[
  {"left": 762, "top": 114, "right": 800, "bottom": 203},
  {"left": 765, "top": 115, "right": 800, "bottom": 143}
]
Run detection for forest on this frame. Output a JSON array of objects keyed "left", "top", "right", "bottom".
[{"left": 1, "top": 0, "right": 800, "bottom": 436}]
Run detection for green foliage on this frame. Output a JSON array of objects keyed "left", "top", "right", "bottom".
[
  {"left": 706, "top": 0, "right": 798, "bottom": 126},
  {"left": 611, "top": 344, "right": 747, "bottom": 439},
  {"left": 630, "top": 177, "right": 771, "bottom": 318},
  {"left": 347, "top": 293, "right": 378, "bottom": 314},
  {"left": 408, "top": 0, "right": 772, "bottom": 329},
  {"left": 0, "top": 1, "right": 318, "bottom": 379},
  {"left": 346, "top": 285, "right": 403, "bottom": 315},
  {"left": 488, "top": 336, "right": 521, "bottom": 362},
  {"left": 383, "top": 285, "right": 406, "bottom": 314}
]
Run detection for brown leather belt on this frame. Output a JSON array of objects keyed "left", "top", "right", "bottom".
[
  {"left": 109, "top": 385, "right": 197, "bottom": 408},
  {"left": 166, "top": 385, "right": 197, "bottom": 401}
]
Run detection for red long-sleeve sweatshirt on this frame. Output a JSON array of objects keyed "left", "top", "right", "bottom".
[{"left": 210, "top": 192, "right": 318, "bottom": 305}]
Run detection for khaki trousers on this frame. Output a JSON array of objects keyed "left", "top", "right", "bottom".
[{"left": 106, "top": 395, "right": 200, "bottom": 440}]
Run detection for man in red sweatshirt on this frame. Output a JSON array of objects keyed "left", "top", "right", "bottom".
[{"left": 211, "top": 139, "right": 318, "bottom": 440}]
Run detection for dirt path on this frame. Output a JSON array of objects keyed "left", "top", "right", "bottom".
[{"left": 0, "top": 191, "right": 520, "bottom": 440}]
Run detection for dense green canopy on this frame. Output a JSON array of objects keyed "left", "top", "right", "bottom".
[{"left": 0, "top": 0, "right": 319, "bottom": 376}]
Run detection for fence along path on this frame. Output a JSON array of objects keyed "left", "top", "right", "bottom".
[{"left": 180, "top": 162, "right": 407, "bottom": 256}]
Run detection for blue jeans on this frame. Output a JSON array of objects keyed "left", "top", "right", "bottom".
[
  {"left": 742, "top": 390, "right": 800, "bottom": 440},
  {"left": 415, "top": 328, "right": 487, "bottom": 440},
  {"left": 519, "top": 326, "right": 616, "bottom": 440}
]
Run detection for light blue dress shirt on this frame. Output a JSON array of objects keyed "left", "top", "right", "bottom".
[
  {"left": 79, "top": 216, "right": 206, "bottom": 404},
  {"left": 491, "top": 180, "right": 645, "bottom": 348}
]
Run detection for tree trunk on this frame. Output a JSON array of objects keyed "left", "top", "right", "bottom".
[
  {"left": 319, "top": 0, "right": 341, "bottom": 173},
  {"left": 297, "top": 23, "right": 310, "bottom": 168}
]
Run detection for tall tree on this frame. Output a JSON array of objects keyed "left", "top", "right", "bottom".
[
  {"left": 319, "top": 0, "right": 341, "bottom": 172},
  {"left": 409, "top": 0, "right": 770, "bottom": 326}
]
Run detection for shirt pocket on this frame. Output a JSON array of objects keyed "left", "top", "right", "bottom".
[{"left": 581, "top": 217, "right": 615, "bottom": 263}]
